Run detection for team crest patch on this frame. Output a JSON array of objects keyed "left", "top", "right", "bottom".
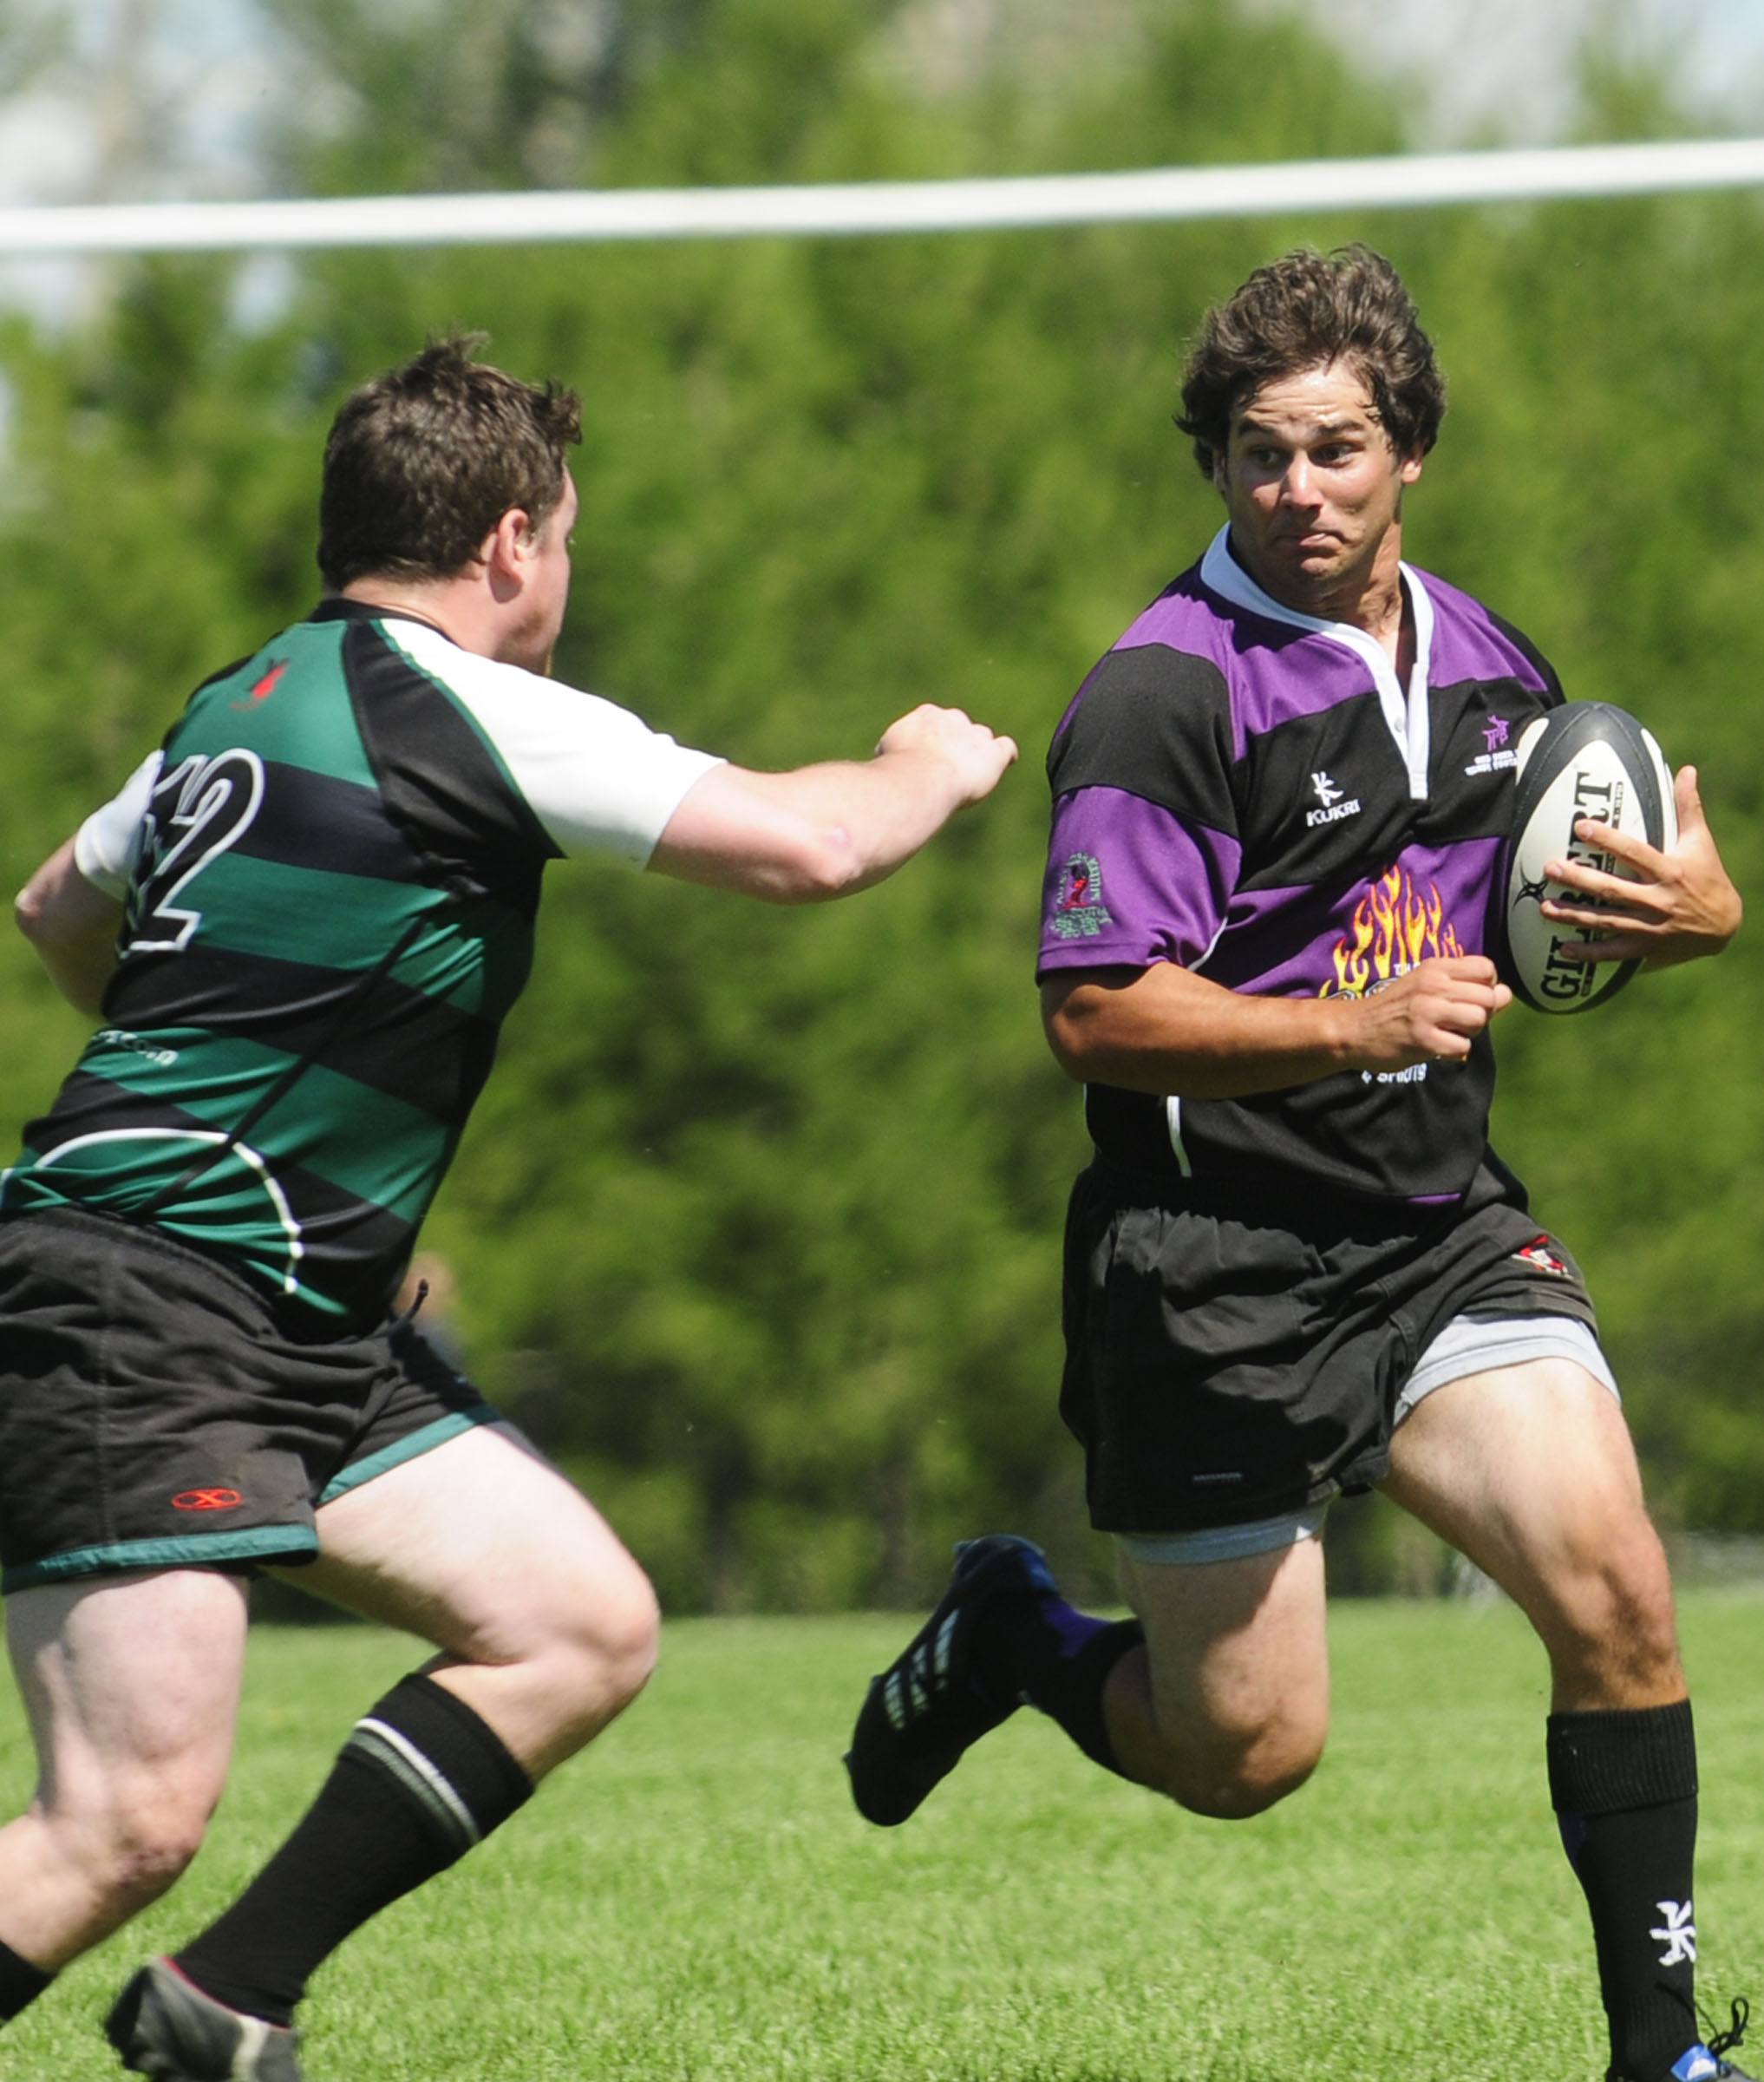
[
  {"left": 1050, "top": 852, "right": 1114, "bottom": 939},
  {"left": 1464, "top": 711, "right": 1519, "bottom": 778},
  {"left": 1514, "top": 1234, "right": 1569, "bottom": 1277}
]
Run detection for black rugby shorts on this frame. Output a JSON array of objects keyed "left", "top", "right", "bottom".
[
  {"left": 1060, "top": 1158, "right": 1597, "bottom": 1535},
  {"left": 0, "top": 1208, "right": 498, "bottom": 1594}
]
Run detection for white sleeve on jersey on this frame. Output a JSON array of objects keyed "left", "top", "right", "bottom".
[
  {"left": 72, "top": 749, "right": 163, "bottom": 897},
  {"left": 386, "top": 621, "right": 723, "bottom": 866}
]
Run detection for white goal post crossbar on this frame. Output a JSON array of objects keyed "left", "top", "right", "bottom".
[{"left": 3, "top": 137, "right": 1764, "bottom": 256}]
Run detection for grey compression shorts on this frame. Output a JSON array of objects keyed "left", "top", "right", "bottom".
[{"left": 1115, "top": 1311, "right": 1617, "bottom": 1568}]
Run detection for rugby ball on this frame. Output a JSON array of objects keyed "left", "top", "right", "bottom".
[{"left": 1494, "top": 701, "right": 1676, "bottom": 1014}]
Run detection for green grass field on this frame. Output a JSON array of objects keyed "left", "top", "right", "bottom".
[{"left": 2, "top": 1590, "right": 1760, "bottom": 2080}]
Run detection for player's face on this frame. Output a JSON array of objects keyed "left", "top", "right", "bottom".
[
  {"left": 1213, "top": 361, "right": 1423, "bottom": 619},
  {"left": 501, "top": 468, "right": 578, "bottom": 674}
]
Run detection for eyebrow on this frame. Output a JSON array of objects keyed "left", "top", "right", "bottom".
[{"left": 1234, "top": 412, "right": 1370, "bottom": 441}]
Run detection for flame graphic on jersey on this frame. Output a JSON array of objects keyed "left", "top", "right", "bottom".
[{"left": 1319, "top": 865, "right": 1464, "bottom": 999}]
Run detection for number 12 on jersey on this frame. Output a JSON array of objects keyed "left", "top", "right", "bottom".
[{"left": 127, "top": 749, "right": 266, "bottom": 954}]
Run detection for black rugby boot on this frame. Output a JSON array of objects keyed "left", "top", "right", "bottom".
[
  {"left": 1609, "top": 2000, "right": 1755, "bottom": 2082},
  {"left": 845, "top": 1533, "right": 1056, "bottom": 1826},
  {"left": 107, "top": 1958, "right": 305, "bottom": 2080}
]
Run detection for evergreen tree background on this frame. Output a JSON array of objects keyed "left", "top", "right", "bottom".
[{"left": 3, "top": 0, "right": 1760, "bottom": 1608}]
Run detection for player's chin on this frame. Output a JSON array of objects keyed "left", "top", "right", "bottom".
[{"left": 1285, "top": 546, "right": 1352, "bottom": 587}]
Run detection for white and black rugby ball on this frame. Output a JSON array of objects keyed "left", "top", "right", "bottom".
[{"left": 1494, "top": 700, "right": 1676, "bottom": 1015}]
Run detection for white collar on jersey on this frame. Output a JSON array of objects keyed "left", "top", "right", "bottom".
[{"left": 1199, "top": 525, "right": 1436, "bottom": 802}]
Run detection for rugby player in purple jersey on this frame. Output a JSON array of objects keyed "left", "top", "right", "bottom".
[{"left": 846, "top": 246, "right": 1748, "bottom": 2082}]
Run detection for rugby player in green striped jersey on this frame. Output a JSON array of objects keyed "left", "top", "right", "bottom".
[{"left": 0, "top": 334, "right": 1016, "bottom": 2081}]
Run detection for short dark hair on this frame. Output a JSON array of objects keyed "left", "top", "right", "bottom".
[
  {"left": 317, "top": 332, "right": 583, "bottom": 590},
  {"left": 1175, "top": 245, "right": 1447, "bottom": 478}
]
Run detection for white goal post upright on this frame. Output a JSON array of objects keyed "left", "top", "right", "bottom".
[{"left": 2, "top": 137, "right": 1763, "bottom": 256}]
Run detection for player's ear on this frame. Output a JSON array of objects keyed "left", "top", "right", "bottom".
[
  {"left": 482, "top": 507, "right": 534, "bottom": 580},
  {"left": 1399, "top": 449, "right": 1425, "bottom": 487}
]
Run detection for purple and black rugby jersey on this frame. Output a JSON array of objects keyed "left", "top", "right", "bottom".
[{"left": 1039, "top": 527, "right": 1564, "bottom": 1205}]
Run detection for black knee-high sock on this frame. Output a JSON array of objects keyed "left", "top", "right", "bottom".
[
  {"left": 177, "top": 1673, "right": 532, "bottom": 2026},
  {"left": 974, "top": 1591, "right": 1145, "bottom": 1777},
  {"left": 0, "top": 1938, "right": 53, "bottom": 2023},
  {"left": 1548, "top": 1700, "right": 1702, "bottom": 2081}
]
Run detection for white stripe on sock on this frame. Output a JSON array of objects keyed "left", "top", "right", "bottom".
[{"left": 351, "top": 1718, "right": 480, "bottom": 1850}]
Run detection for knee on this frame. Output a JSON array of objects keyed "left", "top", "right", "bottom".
[
  {"left": 104, "top": 1819, "right": 206, "bottom": 1914},
  {"left": 1537, "top": 1527, "right": 1683, "bottom": 1700},
  {"left": 546, "top": 1557, "right": 661, "bottom": 1728},
  {"left": 586, "top": 1568, "right": 662, "bottom": 1712},
  {"left": 1141, "top": 1719, "right": 1325, "bottom": 1821},
  {"left": 51, "top": 1781, "right": 212, "bottom": 1914},
  {"left": 441, "top": 1542, "right": 660, "bottom": 1774}
]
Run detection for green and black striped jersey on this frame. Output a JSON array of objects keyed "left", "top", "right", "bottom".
[{"left": 2, "top": 599, "right": 720, "bottom": 1328}]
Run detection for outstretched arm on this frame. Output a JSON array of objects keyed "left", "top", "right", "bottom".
[
  {"left": 1541, "top": 765, "right": 1742, "bottom": 970},
  {"left": 649, "top": 704, "right": 1017, "bottom": 903},
  {"left": 16, "top": 838, "right": 124, "bottom": 1018}
]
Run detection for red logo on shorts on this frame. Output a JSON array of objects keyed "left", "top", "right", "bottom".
[
  {"left": 172, "top": 1488, "right": 245, "bottom": 1513},
  {"left": 1514, "top": 1235, "right": 1568, "bottom": 1277}
]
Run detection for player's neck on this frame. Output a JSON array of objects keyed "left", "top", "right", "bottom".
[
  {"left": 1283, "top": 533, "right": 1408, "bottom": 666},
  {"left": 336, "top": 576, "right": 480, "bottom": 657},
  {"left": 1349, "top": 553, "right": 1411, "bottom": 671}
]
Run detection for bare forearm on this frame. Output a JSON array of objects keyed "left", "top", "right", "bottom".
[
  {"left": 728, "top": 750, "right": 971, "bottom": 894},
  {"left": 29, "top": 942, "right": 115, "bottom": 1018},
  {"left": 650, "top": 706, "right": 1017, "bottom": 904},
  {"left": 16, "top": 838, "right": 122, "bottom": 1017},
  {"left": 1045, "top": 966, "right": 1357, "bottom": 1097},
  {"left": 1043, "top": 956, "right": 1511, "bottom": 1098}
]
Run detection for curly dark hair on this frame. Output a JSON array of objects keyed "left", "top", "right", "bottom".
[
  {"left": 1175, "top": 246, "right": 1447, "bottom": 479},
  {"left": 317, "top": 332, "right": 583, "bottom": 590}
]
